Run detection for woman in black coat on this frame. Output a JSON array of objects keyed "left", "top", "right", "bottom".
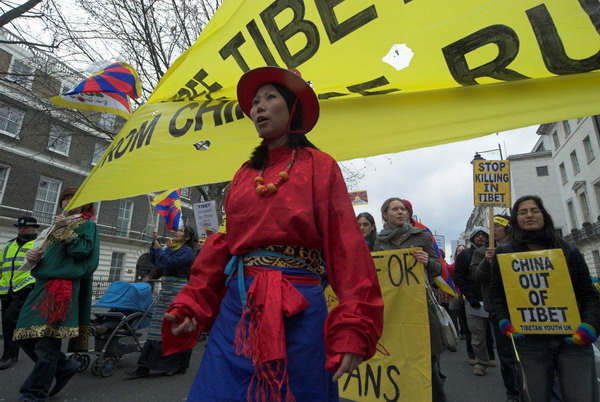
[{"left": 489, "top": 195, "right": 600, "bottom": 401}]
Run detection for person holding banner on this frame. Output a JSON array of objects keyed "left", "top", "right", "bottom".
[
  {"left": 161, "top": 67, "right": 383, "bottom": 401},
  {"left": 14, "top": 187, "right": 99, "bottom": 400},
  {"left": 356, "top": 212, "right": 377, "bottom": 251},
  {"left": 470, "top": 214, "right": 522, "bottom": 401},
  {"left": 489, "top": 195, "right": 600, "bottom": 401},
  {"left": 375, "top": 197, "right": 447, "bottom": 402}
]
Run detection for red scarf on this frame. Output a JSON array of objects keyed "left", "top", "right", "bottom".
[{"left": 234, "top": 267, "right": 314, "bottom": 402}]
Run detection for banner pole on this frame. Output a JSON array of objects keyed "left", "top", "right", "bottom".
[{"left": 489, "top": 206, "right": 495, "bottom": 248}]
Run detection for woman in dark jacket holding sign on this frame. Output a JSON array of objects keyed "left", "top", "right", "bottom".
[{"left": 489, "top": 195, "right": 600, "bottom": 401}]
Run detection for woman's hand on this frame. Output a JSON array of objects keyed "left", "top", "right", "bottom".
[
  {"left": 484, "top": 247, "right": 495, "bottom": 262},
  {"left": 163, "top": 313, "right": 198, "bottom": 336},
  {"left": 53, "top": 214, "right": 68, "bottom": 228},
  {"left": 26, "top": 249, "right": 44, "bottom": 263},
  {"left": 332, "top": 352, "right": 363, "bottom": 382},
  {"left": 413, "top": 250, "right": 429, "bottom": 265},
  {"left": 152, "top": 240, "right": 161, "bottom": 250}
]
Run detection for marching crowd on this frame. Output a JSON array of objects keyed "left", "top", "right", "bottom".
[{"left": 1, "top": 65, "right": 599, "bottom": 401}]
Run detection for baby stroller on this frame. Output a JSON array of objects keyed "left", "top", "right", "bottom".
[{"left": 74, "top": 281, "right": 155, "bottom": 378}]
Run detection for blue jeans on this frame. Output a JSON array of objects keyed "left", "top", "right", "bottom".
[
  {"left": 515, "top": 335, "right": 596, "bottom": 402},
  {"left": 19, "top": 337, "right": 78, "bottom": 401}
]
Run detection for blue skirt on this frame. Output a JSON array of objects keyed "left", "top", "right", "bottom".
[{"left": 188, "top": 266, "right": 339, "bottom": 401}]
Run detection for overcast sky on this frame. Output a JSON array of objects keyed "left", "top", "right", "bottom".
[{"left": 345, "top": 125, "right": 541, "bottom": 259}]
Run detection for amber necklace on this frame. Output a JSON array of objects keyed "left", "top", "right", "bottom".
[{"left": 254, "top": 149, "right": 297, "bottom": 195}]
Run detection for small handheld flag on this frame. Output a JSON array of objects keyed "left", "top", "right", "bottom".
[
  {"left": 50, "top": 62, "right": 141, "bottom": 118},
  {"left": 151, "top": 189, "right": 182, "bottom": 231}
]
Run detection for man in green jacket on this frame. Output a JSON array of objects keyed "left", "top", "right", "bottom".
[{"left": 0, "top": 217, "right": 38, "bottom": 370}]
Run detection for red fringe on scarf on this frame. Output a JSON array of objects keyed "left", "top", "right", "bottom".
[
  {"left": 233, "top": 268, "right": 312, "bottom": 402},
  {"left": 234, "top": 300, "right": 294, "bottom": 402},
  {"left": 33, "top": 279, "right": 72, "bottom": 324}
]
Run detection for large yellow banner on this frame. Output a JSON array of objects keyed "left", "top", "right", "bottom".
[
  {"left": 327, "top": 249, "right": 431, "bottom": 401},
  {"left": 497, "top": 249, "right": 581, "bottom": 334},
  {"left": 69, "top": 0, "right": 600, "bottom": 208}
]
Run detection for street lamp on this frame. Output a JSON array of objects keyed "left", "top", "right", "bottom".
[{"left": 470, "top": 144, "right": 503, "bottom": 164}]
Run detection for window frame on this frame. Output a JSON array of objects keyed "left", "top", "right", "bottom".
[
  {"left": 32, "top": 176, "right": 62, "bottom": 225},
  {"left": 563, "top": 120, "right": 572, "bottom": 137},
  {"left": 116, "top": 200, "right": 134, "bottom": 237},
  {"left": 566, "top": 199, "right": 578, "bottom": 230},
  {"left": 98, "top": 114, "right": 116, "bottom": 131},
  {"left": 558, "top": 162, "right": 568, "bottom": 186},
  {"left": 108, "top": 251, "right": 126, "bottom": 282},
  {"left": 0, "top": 102, "right": 25, "bottom": 138},
  {"left": 9, "top": 58, "right": 33, "bottom": 88},
  {"left": 91, "top": 142, "right": 108, "bottom": 166},
  {"left": 552, "top": 131, "right": 560, "bottom": 150},
  {"left": 583, "top": 136, "right": 595, "bottom": 164},
  {"left": 578, "top": 191, "right": 592, "bottom": 223},
  {"left": 536, "top": 166, "right": 549, "bottom": 177},
  {"left": 570, "top": 151, "right": 581, "bottom": 175},
  {"left": 0, "top": 164, "right": 10, "bottom": 204},
  {"left": 47, "top": 126, "right": 72, "bottom": 156}
]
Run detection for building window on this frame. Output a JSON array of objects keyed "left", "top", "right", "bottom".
[
  {"left": 567, "top": 200, "right": 578, "bottom": 230},
  {"left": 552, "top": 131, "right": 560, "bottom": 150},
  {"left": 33, "top": 177, "right": 61, "bottom": 224},
  {"left": 0, "top": 103, "right": 25, "bottom": 137},
  {"left": 559, "top": 163, "right": 568, "bottom": 185},
  {"left": 0, "top": 165, "right": 10, "bottom": 204},
  {"left": 594, "top": 182, "right": 600, "bottom": 217},
  {"left": 9, "top": 59, "right": 33, "bottom": 87},
  {"left": 92, "top": 142, "right": 108, "bottom": 165},
  {"left": 583, "top": 136, "right": 595, "bottom": 163},
  {"left": 593, "top": 250, "right": 600, "bottom": 275},
  {"left": 579, "top": 192, "right": 592, "bottom": 223},
  {"left": 116, "top": 200, "right": 133, "bottom": 237},
  {"left": 98, "top": 114, "right": 115, "bottom": 131},
  {"left": 555, "top": 228, "right": 563, "bottom": 237},
  {"left": 108, "top": 252, "right": 125, "bottom": 282},
  {"left": 536, "top": 166, "right": 549, "bottom": 176},
  {"left": 47, "top": 126, "right": 72, "bottom": 156},
  {"left": 93, "top": 201, "right": 101, "bottom": 220},
  {"left": 563, "top": 120, "right": 572, "bottom": 137},
  {"left": 142, "top": 209, "right": 159, "bottom": 240},
  {"left": 570, "top": 151, "right": 581, "bottom": 175},
  {"left": 180, "top": 187, "right": 191, "bottom": 199}
]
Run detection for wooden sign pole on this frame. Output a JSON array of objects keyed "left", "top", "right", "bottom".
[{"left": 489, "top": 206, "right": 495, "bottom": 248}]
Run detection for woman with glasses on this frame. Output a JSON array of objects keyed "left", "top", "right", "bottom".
[{"left": 489, "top": 195, "right": 600, "bottom": 401}]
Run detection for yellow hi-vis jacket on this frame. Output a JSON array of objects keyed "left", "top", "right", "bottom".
[{"left": 0, "top": 238, "right": 36, "bottom": 295}]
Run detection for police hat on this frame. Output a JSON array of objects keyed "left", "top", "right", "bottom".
[{"left": 14, "top": 217, "right": 40, "bottom": 228}]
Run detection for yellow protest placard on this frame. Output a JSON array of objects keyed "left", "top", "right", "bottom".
[
  {"left": 68, "top": 0, "right": 600, "bottom": 208},
  {"left": 473, "top": 160, "right": 511, "bottom": 207},
  {"left": 326, "top": 248, "right": 430, "bottom": 401},
  {"left": 497, "top": 249, "right": 581, "bottom": 334}
]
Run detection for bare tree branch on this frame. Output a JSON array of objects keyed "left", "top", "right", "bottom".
[{"left": 0, "top": 0, "right": 43, "bottom": 27}]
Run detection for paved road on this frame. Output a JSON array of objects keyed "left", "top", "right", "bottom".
[{"left": 2, "top": 330, "right": 599, "bottom": 401}]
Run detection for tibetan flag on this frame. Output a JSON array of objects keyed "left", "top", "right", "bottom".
[
  {"left": 349, "top": 190, "right": 368, "bottom": 206},
  {"left": 50, "top": 62, "right": 141, "bottom": 118},
  {"left": 151, "top": 189, "right": 182, "bottom": 231}
]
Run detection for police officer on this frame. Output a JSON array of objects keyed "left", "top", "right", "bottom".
[{"left": 0, "top": 217, "right": 38, "bottom": 369}]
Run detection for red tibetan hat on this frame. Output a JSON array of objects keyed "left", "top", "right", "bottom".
[{"left": 236, "top": 66, "right": 319, "bottom": 134}]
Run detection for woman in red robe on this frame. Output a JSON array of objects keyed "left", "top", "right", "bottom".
[{"left": 161, "top": 67, "right": 384, "bottom": 401}]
